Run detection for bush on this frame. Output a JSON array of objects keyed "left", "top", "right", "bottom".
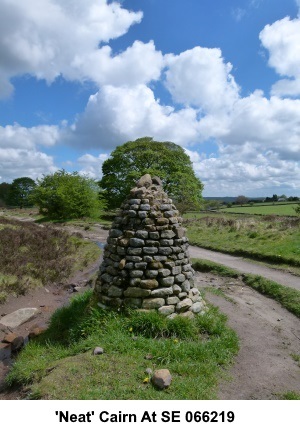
[{"left": 31, "top": 170, "right": 106, "bottom": 220}]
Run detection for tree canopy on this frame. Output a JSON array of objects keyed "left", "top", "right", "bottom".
[
  {"left": 6, "top": 177, "right": 36, "bottom": 208},
  {"left": 0, "top": 182, "right": 11, "bottom": 206},
  {"left": 99, "top": 137, "right": 203, "bottom": 211},
  {"left": 31, "top": 170, "right": 105, "bottom": 219}
]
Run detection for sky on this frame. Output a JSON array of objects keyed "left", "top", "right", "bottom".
[{"left": 0, "top": 0, "right": 300, "bottom": 197}]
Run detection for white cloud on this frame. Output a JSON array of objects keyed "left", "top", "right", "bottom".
[
  {"left": 0, "top": 124, "right": 59, "bottom": 182},
  {"left": 0, "top": 148, "right": 57, "bottom": 182},
  {"left": 68, "top": 84, "right": 201, "bottom": 149},
  {"left": 222, "top": 91, "right": 300, "bottom": 160},
  {"left": 260, "top": 16, "right": 300, "bottom": 96},
  {"left": 74, "top": 40, "right": 164, "bottom": 87},
  {"left": 0, "top": 124, "right": 60, "bottom": 149},
  {"left": 77, "top": 153, "right": 109, "bottom": 179},
  {"left": 0, "top": 0, "right": 143, "bottom": 97},
  {"left": 195, "top": 154, "right": 300, "bottom": 197},
  {"left": 164, "top": 47, "right": 240, "bottom": 113}
]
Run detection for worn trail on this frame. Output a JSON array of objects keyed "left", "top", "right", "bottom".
[
  {"left": 190, "top": 246, "right": 300, "bottom": 291},
  {"left": 196, "top": 272, "right": 300, "bottom": 399}
]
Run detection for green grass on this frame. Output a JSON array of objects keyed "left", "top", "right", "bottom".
[
  {"left": 291, "top": 354, "right": 300, "bottom": 367},
  {"left": 192, "top": 258, "right": 300, "bottom": 319},
  {"left": 280, "top": 391, "right": 300, "bottom": 400},
  {"left": 221, "top": 203, "right": 298, "bottom": 216},
  {"left": 185, "top": 214, "right": 300, "bottom": 267},
  {"left": 5, "top": 290, "right": 239, "bottom": 400},
  {"left": 0, "top": 217, "right": 101, "bottom": 301}
]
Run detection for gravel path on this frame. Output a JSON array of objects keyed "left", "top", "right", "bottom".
[
  {"left": 195, "top": 272, "right": 300, "bottom": 399},
  {"left": 190, "top": 246, "right": 300, "bottom": 291}
]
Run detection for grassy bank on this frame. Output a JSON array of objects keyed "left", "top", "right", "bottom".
[
  {"left": 185, "top": 214, "right": 300, "bottom": 267},
  {"left": 6, "top": 290, "right": 239, "bottom": 400},
  {"left": 0, "top": 217, "right": 101, "bottom": 303},
  {"left": 192, "top": 258, "right": 300, "bottom": 319}
]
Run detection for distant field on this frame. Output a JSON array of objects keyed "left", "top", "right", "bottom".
[{"left": 221, "top": 203, "right": 298, "bottom": 216}]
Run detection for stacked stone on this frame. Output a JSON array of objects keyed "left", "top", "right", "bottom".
[{"left": 95, "top": 174, "right": 206, "bottom": 318}]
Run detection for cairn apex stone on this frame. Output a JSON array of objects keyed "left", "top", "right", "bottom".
[
  {"left": 137, "top": 174, "right": 152, "bottom": 188},
  {"left": 95, "top": 175, "right": 206, "bottom": 315}
]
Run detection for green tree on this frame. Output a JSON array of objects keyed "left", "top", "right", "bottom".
[
  {"left": 203, "top": 199, "right": 222, "bottom": 210},
  {"left": 0, "top": 182, "right": 12, "bottom": 206},
  {"left": 295, "top": 203, "right": 300, "bottom": 216},
  {"left": 31, "top": 170, "right": 105, "bottom": 219},
  {"left": 7, "top": 177, "right": 36, "bottom": 208},
  {"left": 99, "top": 137, "right": 203, "bottom": 211},
  {"left": 235, "top": 195, "right": 248, "bottom": 206}
]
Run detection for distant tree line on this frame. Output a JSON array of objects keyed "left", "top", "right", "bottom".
[
  {"left": 232, "top": 194, "right": 299, "bottom": 205},
  {"left": 0, "top": 177, "right": 36, "bottom": 208}
]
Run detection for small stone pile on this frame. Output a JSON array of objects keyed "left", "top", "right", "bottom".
[{"left": 95, "top": 174, "right": 206, "bottom": 318}]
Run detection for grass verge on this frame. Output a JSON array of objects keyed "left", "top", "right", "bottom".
[
  {"left": 5, "top": 290, "right": 239, "bottom": 400},
  {"left": 280, "top": 391, "right": 300, "bottom": 400},
  {"left": 192, "top": 258, "right": 300, "bottom": 319},
  {"left": 185, "top": 214, "right": 300, "bottom": 267}
]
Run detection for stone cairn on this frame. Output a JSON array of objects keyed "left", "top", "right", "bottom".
[{"left": 95, "top": 174, "right": 206, "bottom": 318}]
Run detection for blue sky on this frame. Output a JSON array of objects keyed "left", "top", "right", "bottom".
[{"left": 0, "top": 0, "right": 299, "bottom": 197}]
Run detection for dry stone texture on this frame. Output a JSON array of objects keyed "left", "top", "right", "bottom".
[{"left": 95, "top": 175, "right": 206, "bottom": 317}]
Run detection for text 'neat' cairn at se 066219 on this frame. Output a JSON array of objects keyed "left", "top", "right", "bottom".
[{"left": 95, "top": 174, "right": 206, "bottom": 318}]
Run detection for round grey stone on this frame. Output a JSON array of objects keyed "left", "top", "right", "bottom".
[
  {"left": 109, "top": 229, "right": 123, "bottom": 238},
  {"left": 140, "top": 204, "right": 151, "bottom": 211},
  {"left": 160, "top": 230, "right": 176, "bottom": 239},
  {"left": 143, "top": 247, "right": 158, "bottom": 255},
  {"left": 172, "top": 285, "right": 182, "bottom": 295},
  {"left": 142, "top": 298, "right": 165, "bottom": 309},
  {"left": 166, "top": 296, "right": 180, "bottom": 305},
  {"left": 175, "top": 274, "right": 185, "bottom": 283},
  {"left": 93, "top": 347, "right": 104, "bottom": 355},
  {"left": 158, "top": 247, "right": 173, "bottom": 256},
  {"left": 160, "top": 276, "right": 175, "bottom": 287},
  {"left": 158, "top": 268, "right": 171, "bottom": 277},
  {"left": 128, "top": 247, "right": 143, "bottom": 255},
  {"left": 149, "top": 232, "right": 160, "bottom": 239},
  {"left": 140, "top": 279, "right": 159, "bottom": 290},
  {"left": 145, "top": 270, "right": 159, "bottom": 278},
  {"left": 136, "top": 230, "right": 149, "bottom": 239},
  {"left": 129, "top": 238, "right": 145, "bottom": 247},
  {"left": 150, "top": 287, "right": 173, "bottom": 298},
  {"left": 158, "top": 305, "right": 175, "bottom": 316},
  {"left": 191, "top": 302, "right": 204, "bottom": 314},
  {"left": 181, "top": 280, "right": 191, "bottom": 292},
  {"left": 130, "top": 270, "right": 144, "bottom": 278},
  {"left": 160, "top": 239, "right": 174, "bottom": 246},
  {"left": 124, "top": 288, "right": 151, "bottom": 298},
  {"left": 107, "top": 286, "right": 123, "bottom": 297},
  {"left": 176, "top": 298, "right": 193, "bottom": 313}
]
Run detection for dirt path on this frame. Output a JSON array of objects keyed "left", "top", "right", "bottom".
[
  {"left": 196, "top": 273, "right": 300, "bottom": 399},
  {"left": 1, "top": 223, "right": 299, "bottom": 399},
  {"left": 190, "top": 246, "right": 300, "bottom": 290}
]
